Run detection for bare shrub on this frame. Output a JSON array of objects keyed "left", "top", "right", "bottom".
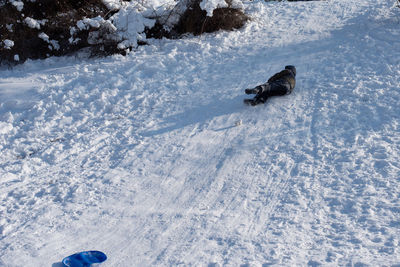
[
  {"left": 1, "top": 0, "right": 249, "bottom": 64},
  {"left": 0, "top": 0, "right": 121, "bottom": 64},
  {"left": 146, "top": 0, "right": 249, "bottom": 38},
  {"left": 176, "top": 2, "right": 248, "bottom": 36}
]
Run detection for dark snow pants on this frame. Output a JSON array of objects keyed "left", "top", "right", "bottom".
[{"left": 254, "top": 81, "right": 291, "bottom": 102}]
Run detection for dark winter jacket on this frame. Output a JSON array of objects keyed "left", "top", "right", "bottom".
[
  {"left": 247, "top": 66, "right": 296, "bottom": 105},
  {"left": 267, "top": 65, "right": 296, "bottom": 92}
]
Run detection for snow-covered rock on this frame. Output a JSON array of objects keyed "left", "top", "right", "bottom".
[
  {"left": 110, "top": 5, "right": 156, "bottom": 49},
  {"left": 3, "top": 39, "right": 14, "bottom": 49},
  {"left": 200, "top": 0, "right": 244, "bottom": 17},
  {"left": 24, "top": 17, "right": 43, "bottom": 29},
  {"left": 38, "top": 32, "right": 50, "bottom": 42},
  {"left": 10, "top": 0, "right": 23, "bottom": 11}
]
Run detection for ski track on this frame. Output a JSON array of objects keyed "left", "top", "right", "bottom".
[{"left": 1, "top": 0, "right": 400, "bottom": 266}]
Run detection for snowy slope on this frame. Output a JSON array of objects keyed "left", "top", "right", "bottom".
[{"left": 1, "top": 0, "right": 400, "bottom": 266}]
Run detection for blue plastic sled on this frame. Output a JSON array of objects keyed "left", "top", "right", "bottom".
[{"left": 62, "top": 250, "right": 107, "bottom": 267}]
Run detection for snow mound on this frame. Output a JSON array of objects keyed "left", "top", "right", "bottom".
[{"left": 110, "top": 5, "right": 156, "bottom": 49}]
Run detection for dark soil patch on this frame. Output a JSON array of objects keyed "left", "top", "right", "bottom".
[
  {"left": 0, "top": 0, "right": 121, "bottom": 64},
  {"left": 1, "top": 0, "right": 249, "bottom": 65},
  {"left": 175, "top": 4, "right": 249, "bottom": 36},
  {"left": 146, "top": 0, "right": 249, "bottom": 38}
]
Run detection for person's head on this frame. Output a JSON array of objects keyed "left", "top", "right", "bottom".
[{"left": 285, "top": 65, "right": 296, "bottom": 76}]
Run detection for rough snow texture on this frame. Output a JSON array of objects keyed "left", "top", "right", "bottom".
[{"left": 1, "top": 0, "right": 400, "bottom": 266}]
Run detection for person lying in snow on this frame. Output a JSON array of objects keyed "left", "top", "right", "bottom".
[{"left": 244, "top": 65, "right": 296, "bottom": 106}]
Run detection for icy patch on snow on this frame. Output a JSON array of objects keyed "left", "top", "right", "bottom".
[{"left": 0, "top": 77, "right": 43, "bottom": 114}]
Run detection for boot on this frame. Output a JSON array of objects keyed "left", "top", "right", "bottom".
[
  {"left": 245, "top": 88, "right": 259, "bottom": 95},
  {"left": 244, "top": 98, "right": 261, "bottom": 106}
]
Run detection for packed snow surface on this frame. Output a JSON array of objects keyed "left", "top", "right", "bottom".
[{"left": 1, "top": 0, "right": 400, "bottom": 266}]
